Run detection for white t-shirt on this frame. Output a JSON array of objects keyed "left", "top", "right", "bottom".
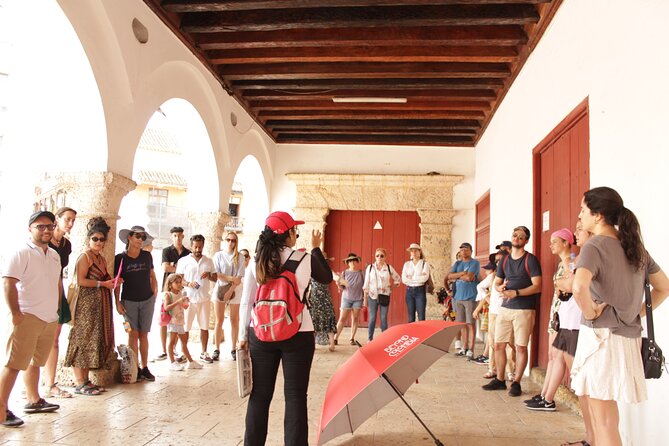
[
  {"left": 476, "top": 274, "right": 504, "bottom": 315},
  {"left": 176, "top": 254, "right": 215, "bottom": 303},
  {"left": 239, "top": 247, "right": 314, "bottom": 341},
  {"left": 2, "top": 241, "right": 61, "bottom": 323},
  {"left": 557, "top": 297, "right": 582, "bottom": 330},
  {"left": 212, "top": 250, "right": 245, "bottom": 285}
]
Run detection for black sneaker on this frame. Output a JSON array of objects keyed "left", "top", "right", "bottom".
[
  {"left": 508, "top": 381, "right": 522, "bottom": 397},
  {"left": 526, "top": 398, "right": 556, "bottom": 411},
  {"left": 231, "top": 350, "right": 237, "bottom": 361},
  {"left": 482, "top": 378, "right": 507, "bottom": 391},
  {"left": 2, "top": 410, "right": 24, "bottom": 427},
  {"left": 23, "top": 398, "right": 59, "bottom": 414},
  {"left": 212, "top": 349, "right": 220, "bottom": 361},
  {"left": 140, "top": 367, "right": 156, "bottom": 382},
  {"left": 524, "top": 394, "right": 544, "bottom": 405},
  {"left": 136, "top": 368, "right": 144, "bottom": 381},
  {"left": 454, "top": 349, "right": 467, "bottom": 357}
]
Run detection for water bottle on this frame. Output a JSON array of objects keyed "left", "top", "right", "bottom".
[
  {"left": 568, "top": 252, "right": 577, "bottom": 273},
  {"left": 123, "top": 315, "right": 132, "bottom": 333}
]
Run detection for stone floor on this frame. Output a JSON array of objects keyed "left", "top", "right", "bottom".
[{"left": 0, "top": 329, "right": 585, "bottom": 446}]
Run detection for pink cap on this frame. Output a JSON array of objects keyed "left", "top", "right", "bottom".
[
  {"left": 265, "top": 211, "right": 305, "bottom": 234},
  {"left": 551, "top": 228, "right": 575, "bottom": 245}
]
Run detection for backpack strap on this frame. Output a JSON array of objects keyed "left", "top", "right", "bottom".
[
  {"left": 281, "top": 250, "right": 309, "bottom": 305},
  {"left": 524, "top": 254, "right": 530, "bottom": 277}
]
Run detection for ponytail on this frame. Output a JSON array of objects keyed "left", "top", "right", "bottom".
[
  {"left": 255, "top": 226, "right": 291, "bottom": 284},
  {"left": 617, "top": 207, "right": 645, "bottom": 270}
]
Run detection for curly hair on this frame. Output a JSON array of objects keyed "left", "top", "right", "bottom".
[
  {"left": 255, "top": 226, "right": 292, "bottom": 284},
  {"left": 86, "top": 217, "right": 111, "bottom": 238}
]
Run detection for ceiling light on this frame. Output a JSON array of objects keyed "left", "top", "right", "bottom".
[{"left": 332, "top": 97, "right": 407, "bottom": 104}]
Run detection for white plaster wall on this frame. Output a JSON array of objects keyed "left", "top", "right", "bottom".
[
  {"left": 272, "top": 144, "right": 476, "bottom": 260},
  {"left": 474, "top": 1, "right": 669, "bottom": 444}
]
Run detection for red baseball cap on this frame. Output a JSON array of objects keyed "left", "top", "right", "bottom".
[{"left": 265, "top": 211, "right": 305, "bottom": 234}]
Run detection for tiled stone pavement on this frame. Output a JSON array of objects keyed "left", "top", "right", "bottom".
[{"left": 0, "top": 329, "right": 585, "bottom": 445}]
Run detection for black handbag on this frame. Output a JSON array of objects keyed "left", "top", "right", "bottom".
[
  {"left": 641, "top": 270, "right": 665, "bottom": 379},
  {"left": 377, "top": 294, "right": 391, "bottom": 306}
]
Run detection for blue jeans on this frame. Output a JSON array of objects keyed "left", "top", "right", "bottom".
[
  {"left": 368, "top": 298, "right": 389, "bottom": 341},
  {"left": 405, "top": 286, "right": 427, "bottom": 322},
  {"left": 245, "top": 330, "right": 315, "bottom": 446}
]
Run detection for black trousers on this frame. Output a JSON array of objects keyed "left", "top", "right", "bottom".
[{"left": 244, "top": 330, "right": 315, "bottom": 446}]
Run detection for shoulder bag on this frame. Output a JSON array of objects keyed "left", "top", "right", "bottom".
[
  {"left": 641, "top": 269, "right": 665, "bottom": 379},
  {"left": 159, "top": 292, "right": 173, "bottom": 326}
]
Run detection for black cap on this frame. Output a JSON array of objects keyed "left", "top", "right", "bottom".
[
  {"left": 28, "top": 210, "right": 55, "bottom": 226},
  {"left": 170, "top": 226, "right": 184, "bottom": 233},
  {"left": 459, "top": 242, "right": 473, "bottom": 250},
  {"left": 482, "top": 262, "right": 496, "bottom": 270},
  {"left": 495, "top": 241, "right": 512, "bottom": 249}
]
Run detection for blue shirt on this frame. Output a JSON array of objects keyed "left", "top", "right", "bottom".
[{"left": 451, "top": 259, "right": 480, "bottom": 301}]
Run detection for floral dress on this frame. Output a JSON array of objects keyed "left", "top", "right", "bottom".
[
  {"left": 64, "top": 255, "right": 115, "bottom": 369},
  {"left": 309, "top": 279, "right": 337, "bottom": 345}
]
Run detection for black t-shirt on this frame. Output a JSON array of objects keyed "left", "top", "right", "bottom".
[
  {"left": 496, "top": 252, "right": 542, "bottom": 310},
  {"left": 161, "top": 245, "right": 191, "bottom": 288},
  {"left": 49, "top": 237, "right": 72, "bottom": 273},
  {"left": 114, "top": 250, "right": 154, "bottom": 302}
]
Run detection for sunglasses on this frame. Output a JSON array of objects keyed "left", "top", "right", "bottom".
[
  {"left": 375, "top": 254, "right": 385, "bottom": 258},
  {"left": 91, "top": 236, "right": 106, "bottom": 242},
  {"left": 33, "top": 224, "right": 56, "bottom": 232},
  {"left": 225, "top": 238, "right": 237, "bottom": 243},
  {"left": 132, "top": 233, "right": 147, "bottom": 241}
]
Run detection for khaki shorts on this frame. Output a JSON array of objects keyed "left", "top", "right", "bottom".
[
  {"left": 494, "top": 307, "right": 535, "bottom": 346},
  {"left": 5, "top": 313, "right": 58, "bottom": 370}
]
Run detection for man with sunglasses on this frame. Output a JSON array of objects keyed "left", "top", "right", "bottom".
[
  {"left": 483, "top": 225, "right": 542, "bottom": 397},
  {"left": 115, "top": 225, "right": 158, "bottom": 382},
  {"left": 1, "top": 211, "right": 63, "bottom": 427}
]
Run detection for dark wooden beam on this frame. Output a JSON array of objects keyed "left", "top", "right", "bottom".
[
  {"left": 241, "top": 88, "right": 497, "bottom": 100},
  {"left": 208, "top": 45, "right": 518, "bottom": 64},
  {"left": 264, "top": 118, "right": 481, "bottom": 130},
  {"left": 180, "top": 5, "right": 540, "bottom": 33},
  {"left": 232, "top": 78, "right": 505, "bottom": 90},
  {"left": 194, "top": 26, "right": 528, "bottom": 50},
  {"left": 165, "top": 0, "right": 550, "bottom": 13},
  {"left": 249, "top": 99, "right": 491, "bottom": 111},
  {"left": 274, "top": 133, "right": 475, "bottom": 145},
  {"left": 274, "top": 128, "right": 477, "bottom": 136},
  {"left": 258, "top": 109, "right": 486, "bottom": 119},
  {"left": 220, "top": 62, "right": 510, "bottom": 80}
]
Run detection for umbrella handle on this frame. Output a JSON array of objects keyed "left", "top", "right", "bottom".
[{"left": 381, "top": 373, "right": 444, "bottom": 446}]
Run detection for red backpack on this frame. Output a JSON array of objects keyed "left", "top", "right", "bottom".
[{"left": 252, "top": 250, "right": 308, "bottom": 342}]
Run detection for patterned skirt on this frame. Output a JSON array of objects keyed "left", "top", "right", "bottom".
[{"left": 309, "top": 281, "right": 337, "bottom": 340}]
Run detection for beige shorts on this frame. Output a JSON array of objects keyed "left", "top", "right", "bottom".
[
  {"left": 5, "top": 313, "right": 58, "bottom": 370},
  {"left": 185, "top": 301, "right": 211, "bottom": 332},
  {"left": 494, "top": 307, "right": 535, "bottom": 346}
]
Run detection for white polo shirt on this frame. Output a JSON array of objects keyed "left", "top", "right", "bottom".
[
  {"left": 176, "top": 254, "right": 215, "bottom": 304},
  {"left": 2, "top": 241, "right": 61, "bottom": 323}
]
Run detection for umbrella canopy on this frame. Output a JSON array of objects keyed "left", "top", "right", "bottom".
[{"left": 317, "top": 320, "right": 463, "bottom": 445}]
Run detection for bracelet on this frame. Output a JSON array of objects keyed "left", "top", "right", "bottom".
[{"left": 96, "top": 281, "right": 101, "bottom": 288}]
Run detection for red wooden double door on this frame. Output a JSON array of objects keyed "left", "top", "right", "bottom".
[{"left": 324, "top": 210, "right": 421, "bottom": 328}]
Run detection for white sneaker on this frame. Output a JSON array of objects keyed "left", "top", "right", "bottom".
[
  {"left": 454, "top": 340, "right": 462, "bottom": 350},
  {"left": 170, "top": 361, "right": 184, "bottom": 371},
  {"left": 187, "top": 361, "right": 203, "bottom": 370},
  {"left": 466, "top": 349, "right": 474, "bottom": 359}
]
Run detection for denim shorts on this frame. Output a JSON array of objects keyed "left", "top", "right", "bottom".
[{"left": 341, "top": 299, "right": 363, "bottom": 310}]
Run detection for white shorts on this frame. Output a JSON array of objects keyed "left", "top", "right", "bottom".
[
  {"left": 185, "top": 301, "right": 211, "bottom": 332},
  {"left": 167, "top": 323, "right": 185, "bottom": 334}
]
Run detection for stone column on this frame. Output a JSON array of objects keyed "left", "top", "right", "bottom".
[
  {"left": 187, "top": 211, "right": 230, "bottom": 258},
  {"left": 293, "top": 207, "right": 329, "bottom": 251},
  {"left": 39, "top": 171, "right": 136, "bottom": 387},
  {"left": 46, "top": 171, "right": 136, "bottom": 268}
]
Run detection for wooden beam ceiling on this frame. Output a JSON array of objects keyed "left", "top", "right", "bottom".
[{"left": 144, "top": 0, "right": 563, "bottom": 147}]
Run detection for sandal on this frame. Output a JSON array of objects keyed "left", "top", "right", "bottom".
[
  {"left": 350, "top": 339, "right": 356, "bottom": 345},
  {"left": 333, "top": 339, "right": 338, "bottom": 346},
  {"left": 75, "top": 383, "right": 101, "bottom": 396},
  {"left": 85, "top": 381, "right": 106, "bottom": 392},
  {"left": 483, "top": 370, "right": 496, "bottom": 379},
  {"left": 561, "top": 442, "right": 590, "bottom": 446},
  {"left": 44, "top": 383, "right": 72, "bottom": 399}
]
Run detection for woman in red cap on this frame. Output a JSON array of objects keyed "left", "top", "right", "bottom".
[{"left": 237, "top": 211, "right": 332, "bottom": 446}]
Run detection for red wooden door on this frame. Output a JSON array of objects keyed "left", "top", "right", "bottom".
[
  {"left": 532, "top": 99, "right": 589, "bottom": 368},
  {"left": 324, "top": 210, "right": 421, "bottom": 328}
]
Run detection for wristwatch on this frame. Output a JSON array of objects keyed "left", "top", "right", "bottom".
[{"left": 515, "top": 289, "right": 520, "bottom": 297}]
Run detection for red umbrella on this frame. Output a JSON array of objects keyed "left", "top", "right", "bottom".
[{"left": 317, "top": 320, "right": 463, "bottom": 446}]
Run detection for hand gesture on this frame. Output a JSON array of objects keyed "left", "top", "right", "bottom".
[{"left": 311, "top": 229, "right": 323, "bottom": 249}]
